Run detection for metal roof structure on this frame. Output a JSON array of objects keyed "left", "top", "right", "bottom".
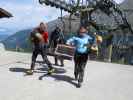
[{"left": 0, "top": 8, "right": 13, "bottom": 18}]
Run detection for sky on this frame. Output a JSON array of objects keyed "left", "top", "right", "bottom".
[
  {"left": 114, "top": 0, "right": 125, "bottom": 4},
  {"left": 0, "top": 0, "right": 68, "bottom": 34},
  {"left": 0, "top": 0, "right": 125, "bottom": 35}
]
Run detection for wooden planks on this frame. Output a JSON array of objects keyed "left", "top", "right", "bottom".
[
  {"left": 36, "top": 44, "right": 75, "bottom": 65},
  {"left": 47, "top": 44, "right": 75, "bottom": 60},
  {"left": 55, "top": 44, "right": 75, "bottom": 57}
]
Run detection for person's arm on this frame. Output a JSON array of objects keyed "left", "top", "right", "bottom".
[
  {"left": 59, "top": 32, "right": 64, "bottom": 40},
  {"left": 90, "top": 36, "right": 96, "bottom": 45},
  {"left": 50, "top": 31, "right": 55, "bottom": 40},
  {"left": 85, "top": 36, "right": 96, "bottom": 48},
  {"left": 66, "top": 37, "right": 75, "bottom": 46},
  {"left": 30, "top": 28, "right": 38, "bottom": 42}
]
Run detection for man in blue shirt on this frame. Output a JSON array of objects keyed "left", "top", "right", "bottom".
[{"left": 66, "top": 26, "right": 95, "bottom": 88}]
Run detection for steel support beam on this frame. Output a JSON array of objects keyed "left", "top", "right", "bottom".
[{"left": 39, "top": 0, "right": 72, "bottom": 12}]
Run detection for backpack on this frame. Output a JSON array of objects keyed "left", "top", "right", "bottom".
[{"left": 30, "top": 30, "right": 41, "bottom": 43}]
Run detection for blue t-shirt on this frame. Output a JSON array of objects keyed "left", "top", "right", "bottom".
[{"left": 67, "top": 33, "right": 94, "bottom": 54}]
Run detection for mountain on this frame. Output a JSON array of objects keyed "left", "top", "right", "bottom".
[
  {"left": 2, "top": 29, "right": 32, "bottom": 52},
  {"left": 0, "top": 27, "right": 15, "bottom": 41},
  {"left": 0, "top": 34, "right": 9, "bottom": 41}
]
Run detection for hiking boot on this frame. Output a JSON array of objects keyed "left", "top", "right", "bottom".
[
  {"left": 77, "top": 82, "right": 82, "bottom": 88},
  {"left": 60, "top": 64, "right": 64, "bottom": 67},
  {"left": 26, "top": 69, "right": 34, "bottom": 75},
  {"left": 48, "top": 68, "right": 55, "bottom": 74},
  {"left": 54, "top": 63, "right": 59, "bottom": 66}
]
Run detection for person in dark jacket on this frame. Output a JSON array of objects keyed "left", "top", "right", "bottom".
[
  {"left": 49, "top": 26, "right": 65, "bottom": 66},
  {"left": 27, "top": 22, "right": 54, "bottom": 75}
]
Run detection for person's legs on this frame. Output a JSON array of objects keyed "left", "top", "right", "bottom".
[
  {"left": 53, "top": 40, "right": 59, "bottom": 65},
  {"left": 27, "top": 50, "right": 38, "bottom": 75},
  {"left": 54, "top": 56, "right": 58, "bottom": 65},
  {"left": 74, "top": 53, "right": 80, "bottom": 80},
  {"left": 78, "top": 61, "right": 87, "bottom": 83},
  {"left": 41, "top": 46, "right": 54, "bottom": 74},
  {"left": 77, "top": 54, "right": 88, "bottom": 87},
  {"left": 31, "top": 50, "right": 38, "bottom": 70},
  {"left": 60, "top": 59, "right": 64, "bottom": 67}
]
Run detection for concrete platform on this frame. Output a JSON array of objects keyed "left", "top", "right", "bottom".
[{"left": 0, "top": 51, "right": 133, "bottom": 100}]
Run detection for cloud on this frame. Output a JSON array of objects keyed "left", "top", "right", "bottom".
[
  {"left": 0, "top": 28, "right": 7, "bottom": 32},
  {"left": 113, "top": 0, "right": 125, "bottom": 4},
  {"left": 0, "top": 0, "right": 68, "bottom": 34}
]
